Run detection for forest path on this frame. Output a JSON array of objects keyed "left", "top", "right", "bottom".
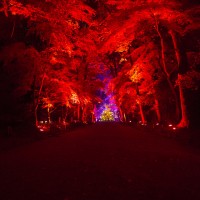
[{"left": 1, "top": 122, "right": 200, "bottom": 200}]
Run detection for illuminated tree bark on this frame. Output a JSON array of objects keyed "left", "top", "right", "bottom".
[
  {"left": 35, "top": 72, "right": 46, "bottom": 127},
  {"left": 138, "top": 100, "right": 145, "bottom": 124},
  {"left": 119, "top": 106, "right": 124, "bottom": 122},
  {"left": 77, "top": 104, "right": 80, "bottom": 121},
  {"left": 169, "top": 30, "right": 189, "bottom": 128},
  {"left": 177, "top": 74, "right": 189, "bottom": 127},
  {"left": 47, "top": 106, "right": 51, "bottom": 124},
  {"left": 153, "top": 15, "right": 180, "bottom": 121},
  {"left": 154, "top": 98, "right": 161, "bottom": 123},
  {"left": 81, "top": 105, "right": 86, "bottom": 122}
]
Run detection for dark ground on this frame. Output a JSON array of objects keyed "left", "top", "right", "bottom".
[{"left": 1, "top": 122, "right": 200, "bottom": 200}]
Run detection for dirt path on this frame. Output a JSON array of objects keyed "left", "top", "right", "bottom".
[{"left": 1, "top": 122, "right": 200, "bottom": 200}]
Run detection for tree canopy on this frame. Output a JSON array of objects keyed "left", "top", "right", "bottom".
[{"left": 0, "top": 0, "right": 199, "bottom": 128}]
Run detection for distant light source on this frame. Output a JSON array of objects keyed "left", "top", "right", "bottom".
[
  {"left": 129, "top": 120, "right": 132, "bottom": 123},
  {"left": 39, "top": 128, "right": 44, "bottom": 132},
  {"left": 156, "top": 123, "right": 159, "bottom": 126},
  {"left": 169, "top": 124, "right": 173, "bottom": 127},
  {"left": 173, "top": 127, "right": 176, "bottom": 130}
]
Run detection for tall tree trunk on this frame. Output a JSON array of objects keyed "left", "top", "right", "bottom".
[
  {"left": 152, "top": 14, "right": 180, "bottom": 121},
  {"left": 157, "top": 29, "right": 180, "bottom": 120},
  {"left": 169, "top": 30, "right": 189, "bottom": 128},
  {"left": 119, "top": 106, "right": 124, "bottom": 122},
  {"left": 47, "top": 107, "right": 51, "bottom": 124},
  {"left": 35, "top": 106, "right": 39, "bottom": 127},
  {"left": 35, "top": 72, "right": 46, "bottom": 127},
  {"left": 177, "top": 75, "right": 189, "bottom": 127},
  {"left": 11, "top": 20, "right": 15, "bottom": 38},
  {"left": 81, "top": 106, "right": 86, "bottom": 122},
  {"left": 154, "top": 98, "right": 161, "bottom": 123},
  {"left": 123, "top": 113, "right": 127, "bottom": 122},
  {"left": 77, "top": 104, "right": 80, "bottom": 121},
  {"left": 138, "top": 100, "right": 145, "bottom": 124}
]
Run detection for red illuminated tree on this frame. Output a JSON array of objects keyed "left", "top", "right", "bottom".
[
  {"left": 100, "top": 0, "right": 200, "bottom": 127},
  {"left": 0, "top": 0, "right": 199, "bottom": 128}
]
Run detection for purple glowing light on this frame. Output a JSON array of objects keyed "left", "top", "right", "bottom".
[{"left": 95, "top": 95, "right": 120, "bottom": 121}]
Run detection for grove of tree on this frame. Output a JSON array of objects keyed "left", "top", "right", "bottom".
[{"left": 0, "top": 0, "right": 199, "bottom": 129}]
